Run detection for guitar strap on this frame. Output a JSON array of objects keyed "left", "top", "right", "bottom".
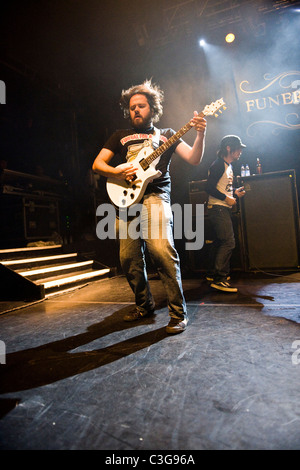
[{"left": 152, "top": 127, "right": 161, "bottom": 150}]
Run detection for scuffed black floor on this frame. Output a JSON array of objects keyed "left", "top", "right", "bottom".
[{"left": 0, "top": 272, "right": 300, "bottom": 450}]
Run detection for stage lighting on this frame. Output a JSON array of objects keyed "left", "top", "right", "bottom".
[
  {"left": 199, "top": 39, "right": 206, "bottom": 47},
  {"left": 225, "top": 33, "right": 235, "bottom": 43}
]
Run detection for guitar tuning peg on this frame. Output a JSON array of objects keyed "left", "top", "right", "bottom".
[
  {"left": 219, "top": 109, "right": 222, "bottom": 113},
  {"left": 223, "top": 106, "right": 227, "bottom": 110},
  {"left": 214, "top": 113, "right": 218, "bottom": 118}
]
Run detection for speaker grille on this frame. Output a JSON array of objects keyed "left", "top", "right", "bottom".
[{"left": 241, "top": 170, "right": 300, "bottom": 269}]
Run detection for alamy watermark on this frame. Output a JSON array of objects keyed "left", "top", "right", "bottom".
[
  {"left": 0, "top": 340, "right": 6, "bottom": 364},
  {"left": 96, "top": 203, "right": 204, "bottom": 250},
  {"left": 0, "top": 80, "right": 6, "bottom": 104},
  {"left": 291, "top": 340, "right": 300, "bottom": 365}
]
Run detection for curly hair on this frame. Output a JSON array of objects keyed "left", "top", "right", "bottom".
[{"left": 119, "top": 79, "right": 164, "bottom": 123}]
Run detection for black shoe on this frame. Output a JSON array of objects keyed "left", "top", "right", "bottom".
[
  {"left": 210, "top": 281, "right": 238, "bottom": 293},
  {"left": 166, "top": 317, "right": 188, "bottom": 334},
  {"left": 123, "top": 308, "right": 155, "bottom": 322}
]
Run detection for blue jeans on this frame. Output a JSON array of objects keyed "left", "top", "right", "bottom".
[
  {"left": 207, "top": 205, "right": 235, "bottom": 282},
  {"left": 116, "top": 193, "right": 187, "bottom": 320}
]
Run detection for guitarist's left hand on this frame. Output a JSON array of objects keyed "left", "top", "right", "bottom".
[
  {"left": 175, "top": 111, "right": 207, "bottom": 165},
  {"left": 190, "top": 111, "right": 207, "bottom": 135}
]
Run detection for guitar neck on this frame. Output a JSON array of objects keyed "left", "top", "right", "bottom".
[{"left": 146, "top": 111, "right": 204, "bottom": 165}]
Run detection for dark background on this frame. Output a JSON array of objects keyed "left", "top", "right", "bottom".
[{"left": 1, "top": 0, "right": 300, "bottom": 255}]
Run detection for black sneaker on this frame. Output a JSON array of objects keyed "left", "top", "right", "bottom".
[
  {"left": 210, "top": 281, "right": 238, "bottom": 293},
  {"left": 166, "top": 317, "right": 188, "bottom": 334},
  {"left": 123, "top": 308, "right": 155, "bottom": 322}
]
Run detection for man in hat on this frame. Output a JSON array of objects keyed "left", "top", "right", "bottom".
[{"left": 205, "top": 135, "right": 246, "bottom": 292}]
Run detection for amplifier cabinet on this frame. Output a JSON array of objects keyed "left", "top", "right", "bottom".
[
  {"left": 239, "top": 170, "right": 300, "bottom": 270},
  {"left": 189, "top": 179, "right": 208, "bottom": 216},
  {"left": 23, "top": 197, "right": 60, "bottom": 239},
  {"left": 0, "top": 194, "right": 60, "bottom": 245}
]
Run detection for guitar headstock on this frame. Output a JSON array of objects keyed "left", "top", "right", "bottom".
[{"left": 202, "top": 98, "right": 226, "bottom": 118}]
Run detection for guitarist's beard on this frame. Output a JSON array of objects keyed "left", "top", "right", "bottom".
[{"left": 131, "top": 115, "right": 153, "bottom": 131}]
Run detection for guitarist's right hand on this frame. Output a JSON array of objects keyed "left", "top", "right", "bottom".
[
  {"left": 225, "top": 195, "right": 237, "bottom": 206},
  {"left": 114, "top": 162, "right": 138, "bottom": 181}
]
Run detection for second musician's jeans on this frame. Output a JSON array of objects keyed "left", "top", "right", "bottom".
[
  {"left": 207, "top": 205, "right": 235, "bottom": 282},
  {"left": 116, "top": 193, "right": 187, "bottom": 320}
]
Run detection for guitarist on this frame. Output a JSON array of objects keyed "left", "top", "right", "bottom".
[
  {"left": 92, "top": 80, "right": 206, "bottom": 334},
  {"left": 205, "top": 135, "right": 246, "bottom": 293}
]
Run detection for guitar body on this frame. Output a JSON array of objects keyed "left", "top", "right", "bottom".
[{"left": 106, "top": 146, "right": 162, "bottom": 208}]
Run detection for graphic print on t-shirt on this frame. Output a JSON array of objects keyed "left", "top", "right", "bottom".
[{"left": 126, "top": 139, "right": 153, "bottom": 162}]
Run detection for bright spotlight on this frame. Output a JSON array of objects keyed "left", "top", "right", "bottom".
[
  {"left": 199, "top": 39, "right": 206, "bottom": 47},
  {"left": 225, "top": 33, "right": 235, "bottom": 43}
]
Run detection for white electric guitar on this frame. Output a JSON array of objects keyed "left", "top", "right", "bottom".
[{"left": 107, "top": 98, "right": 226, "bottom": 209}]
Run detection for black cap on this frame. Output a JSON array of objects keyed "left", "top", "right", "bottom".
[{"left": 220, "top": 135, "right": 246, "bottom": 150}]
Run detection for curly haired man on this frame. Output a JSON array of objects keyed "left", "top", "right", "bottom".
[{"left": 93, "top": 80, "right": 206, "bottom": 334}]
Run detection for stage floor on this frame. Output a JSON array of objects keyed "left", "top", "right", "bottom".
[{"left": 0, "top": 271, "right": 300, "bottom": 450}]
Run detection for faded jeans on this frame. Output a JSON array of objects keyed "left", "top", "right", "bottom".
[
  {"left": 116, "top": 193, "right": 187, "bottom": 320},
  {"left": 207, "top": 205, "right": 235, "bottom": 282}
]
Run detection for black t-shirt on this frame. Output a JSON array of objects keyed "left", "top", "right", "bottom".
[{"left": 103, "top": 127, "right": 182, "bottom": 197}]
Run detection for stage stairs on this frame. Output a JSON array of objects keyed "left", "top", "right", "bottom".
[{"left": 0, "top": 244, "right": 111, "bottom": 301}]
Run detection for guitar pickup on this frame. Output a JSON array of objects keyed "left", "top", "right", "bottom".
[{"left": 139, "top": 158, "right": 149, "bottom": 171}]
